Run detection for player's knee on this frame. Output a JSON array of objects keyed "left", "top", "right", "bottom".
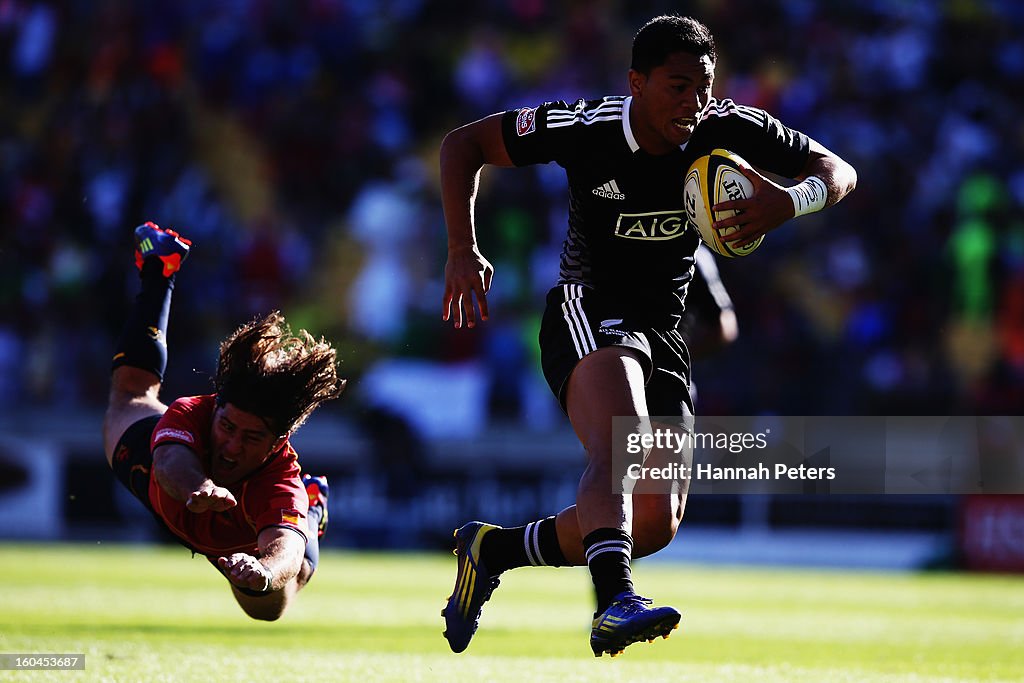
[{"left": 110, "top": 366, "right": 161, "bottom": 395}]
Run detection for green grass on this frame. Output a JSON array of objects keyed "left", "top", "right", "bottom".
[{"left": 0, "top": 543, "right": 1022, "bottom": 682}]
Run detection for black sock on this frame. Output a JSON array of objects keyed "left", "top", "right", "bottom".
[
  {"left": 303, "top": 505, "right": 322, "bottom": 573},
  {"left": 112, "top": 258, "right": 174, "bottom": 380},
  {"left": 480, "top": 516, "right": 569, "bottom": 573},
  {"left": 583, "top": 528, "right": 634, "bottom": 613}
]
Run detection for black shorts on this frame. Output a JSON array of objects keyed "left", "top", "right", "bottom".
[
  {"left": 539, "top": 284, "right": 695, "bottom": 429},
  {"left": 110, "top": 415, "right": 163, "bottom": 515}
]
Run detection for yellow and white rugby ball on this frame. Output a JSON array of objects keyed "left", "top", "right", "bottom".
[{"left": 684, "top": 148, "right": 763, "bottom": 258}]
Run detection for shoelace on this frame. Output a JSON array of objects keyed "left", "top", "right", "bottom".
[{"left": 613, "top": 595, "right": 653, "bottom": 614}]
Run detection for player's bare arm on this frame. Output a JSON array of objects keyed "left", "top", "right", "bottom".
[
  {"left": 151, "top": 443, "right": 237, "bottom": 512},
  {"left": 713, "top": 138, "right": 857, "bottom": 246},
  {"left": 440, "top": 113, "right": 513, "bottom": 329},
  {"left": 796, "top": 138, "right": 858, "bottom": 209},
  {"left": 218, "top": 527, "right": 304, "bottom": 592}
]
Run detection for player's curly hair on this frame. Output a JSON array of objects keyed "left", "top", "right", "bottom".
[
  {"left": 631, "top": 14, "right": 716, "bottom": 74},
  {"left": 214, "top": 311, "right": 345, "bottom": 436}
]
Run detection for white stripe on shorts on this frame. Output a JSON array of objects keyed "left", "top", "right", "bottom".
[{"left": 560, "top": 284, "right": 596, "bottom": 359}]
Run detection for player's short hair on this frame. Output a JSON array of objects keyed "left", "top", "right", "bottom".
[
  {"left": 631, "top": 15, "right": 716, "bottom": 74},
  {"left": 214, "top": 311, "right": 345, "bottom": 436}
]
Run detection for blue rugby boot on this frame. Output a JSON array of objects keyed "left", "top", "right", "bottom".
[
  {"left": 590, "top": 592, "right": 681, "bottom": 657},
  {"left": 134, "top": 221, "right": 191, "bottom": 277},
  {"left": 442, "top": 521, "right": 502, "bottom": 653}
]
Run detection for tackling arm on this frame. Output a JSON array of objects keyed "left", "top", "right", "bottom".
[
  {"left": 256, "top": 526, "right": 305, "bottom": 590},
  {"left": 151, "top": 443, "right": 236, "bottom": 512},
  {"left": 217, "top": 526, "right": 305, "bottom": 593}
]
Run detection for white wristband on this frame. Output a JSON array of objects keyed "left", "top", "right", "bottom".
[{"left": 787, "top": 176, "right": 828, "bottom": 217}]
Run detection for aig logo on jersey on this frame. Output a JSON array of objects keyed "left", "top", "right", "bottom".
[{"left": 614, "top": 210, "right": 689, "bottom": 241}]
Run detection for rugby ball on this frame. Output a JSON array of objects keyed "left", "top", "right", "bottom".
[{"left": 684, "top": 149, "right": 763, "bottom": 257}]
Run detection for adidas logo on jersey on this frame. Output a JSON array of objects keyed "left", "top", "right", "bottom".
[{"left": 592, "top": 180, "right": 625, "bottom": 200}]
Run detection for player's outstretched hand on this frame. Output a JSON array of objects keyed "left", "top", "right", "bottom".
[
  {"left": 218, "top": 553, "right": 273, "bottom": 592},
  {"left": 443, "top": 244, "right": 493, "bottom": 329},
  {"left": 185, "top": 482, "right": 237, "bottom": 513},
  {"left": 711, "top": 164, "right": 794, "bottom": 248}
]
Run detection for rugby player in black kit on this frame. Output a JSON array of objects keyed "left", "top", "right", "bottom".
[{"left": 440, "top": 14, "right": 856, "bottom": 657}]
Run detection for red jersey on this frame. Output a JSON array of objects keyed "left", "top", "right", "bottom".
[{"left": 149, "top": 394, "right": 308, "bottom": 557}]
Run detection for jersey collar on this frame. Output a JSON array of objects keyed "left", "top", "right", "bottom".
[
  {"left": 621, "top": 95, "right": 691, "bottom": 154},
  {"left": 622, "top": 96, "right": 640, "bottom": 153}
]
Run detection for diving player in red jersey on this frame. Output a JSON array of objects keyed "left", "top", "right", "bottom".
[
  {"left": 439, "top": 15, "right": 857, "bottom": 656},
  {"left": 104, "top": 222, "right": 344, "bottom": 621}
]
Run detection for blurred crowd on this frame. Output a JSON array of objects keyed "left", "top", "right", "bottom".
[{"left": 2, "top": 0, "right": 1022, "bottom": 428}]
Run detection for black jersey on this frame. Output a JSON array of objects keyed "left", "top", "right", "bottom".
[{"left": 501, "top": 95, "right": 810, "bottom": 327}]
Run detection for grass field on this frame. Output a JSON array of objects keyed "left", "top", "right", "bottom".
[{"left": 1, "top": 543, "right": 1022, "bottom": 682}]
